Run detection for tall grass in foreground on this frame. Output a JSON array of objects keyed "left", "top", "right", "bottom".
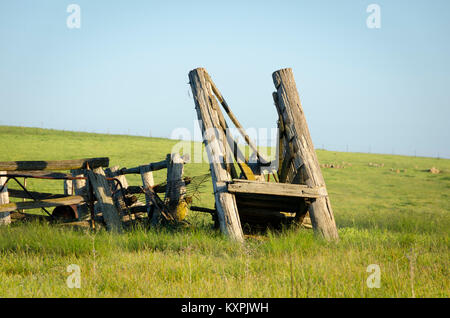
[{"left": 0, "top": 126, "right": 448, "bottom": 297}]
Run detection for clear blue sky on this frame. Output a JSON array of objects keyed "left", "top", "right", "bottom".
[{"left": 1, "top": 0, "right": 449, "bottom": 158}]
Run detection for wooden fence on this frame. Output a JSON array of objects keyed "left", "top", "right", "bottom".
[{"left": 0, "top": 155, "right": 189, "bottom": 231}]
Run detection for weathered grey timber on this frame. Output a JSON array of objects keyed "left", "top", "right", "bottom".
[
  {"left": 189, "top": 67, "right": 244, "bottom": 242},
  {"left": 227, "top": 179, "right": 323, "bottom": 199},
  {"left": 71, "top": 169, "right": 89, "bottom": 220},
  {"left": 272, "top": 68, "right": 338, "bottom": 240},
  {"left": 86, "top": 168, "right": 122, "bottom": 232},
  {"left": 0, "top": 157, "right": 109, "bottom": 171},
  {"left": 0, "top": 195, "right": 86, "bottom": 213},
  {"left": 165, "top": 153, "right": 187, "bottom": 221}
]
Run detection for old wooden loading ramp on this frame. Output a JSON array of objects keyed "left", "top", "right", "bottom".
[{"left": 189, "top": 67, "right": 339, "bottom": 242}]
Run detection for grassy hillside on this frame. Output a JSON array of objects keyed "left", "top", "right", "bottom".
[{"left": 0, "top": 126, "right": 448, "bottom": 297}]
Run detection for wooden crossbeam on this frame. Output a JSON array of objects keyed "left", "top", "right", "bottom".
[
  {"left": 0, "top": 171, "right": 77, "bottom": 179},
  {"left": 227, "top": 179, "right": 323, "bottom": 199},
  {"left": 204, "top": 72, "right": 268, "bottom": 165},
  {"left": 0, "top": 158, "right": 109, "bottom": 171},
  {"left": 7, "top": 189, "right": 75, "bottom": 200},
  {"left": 0, "top": 195, "right": 86, "bottom": 213},
  {"left": 120, "top": 160, "right": 168, "bottom": 175}
]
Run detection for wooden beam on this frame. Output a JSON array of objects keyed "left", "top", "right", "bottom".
[
  {"left": 0, "top": 157, "right": 109, "bottom": 171},
  {"left": 273, "top": 92, "right": 296, "bottom": 183},
  {"left": 86, "top": 168, "right": 122, "bottom": 232},
  {"left": 189, "top": 67, "right": 244, "bottom": 242},
  {"left": 204, "top": 72, "right": 268, "bottom": 164},
  {"left": 8, "top": 189, "right": 84, "bottom": 201},
  {"left": 0, "top": 195, "right": 86, "bottom": 213},
  {"left": 1, "top": 171, "right": 77, "bottom": 179},
  {"left": 120, "top": 160, "right": 168, "bottom": 175},
  {"left": 272, "top": 68, "right": 338, "bottom": 240},
  {"left": 228, "top": 179, "right": 323, "bottom": 199},
  {"left": 0, "top": 172, "right": 11, "bottom": 225},
  {"left": 190, "top": 206, "right": 216, "bottom": 214}
]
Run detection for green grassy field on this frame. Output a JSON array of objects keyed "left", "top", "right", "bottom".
[{"left": 0, "top": 126, "right": 448, "bottom": 297}]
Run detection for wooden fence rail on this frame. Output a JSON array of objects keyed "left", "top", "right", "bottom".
[
  {"left": 0, "top": 195, "right": 86, "bottom": 213},
  {"left": 0, "top": 157, "right": 109, "bottom": 171}
]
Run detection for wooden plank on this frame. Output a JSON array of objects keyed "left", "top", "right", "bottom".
[
  {"left": 0, "top": 157, "right": 109, "bottom": 171},
  {"left": 10, "top": 211, "right": 50, "bottom": 222},
  {"left": 1, "top": 171, "right": 76, "bottom": 179},
  {"left": 120, "top": 160, "right": 168, "bottom": 175},
  {"left": 7, "top": 189, "right": 82, "bottom": 200},
  {"left": 86, "top": 168, "right": 122, "bottom": 232},
  {"left": 228, "top": 179, "right": 323, "bottom": 199},
  {"left": 273, "top": 68, "right": 338, "bottom": 240},
  {"left": 0, "top": 171, "right": 11, "bottom": 225},
  {"left": 190, "top": 206, "right": 216, "bottom": 214},
  {"left": 0, "top": 195, "right": 86, "bottom": 213},
  {"left": 189, "top": 67, "right": 244, "bottom": 242},
  {"left": 213, "top": 97, "right": 256, "bottom": 181}
]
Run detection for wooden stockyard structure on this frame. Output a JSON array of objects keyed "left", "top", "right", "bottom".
[
  {"left": 0, "top": 67, "right": 338, "bottom": 242},
  {"left": 189, "top": 67, "right": 338, "bottom": 241},
  {"left": 0, "top": 155, "right": 190, "bottom": 231}
]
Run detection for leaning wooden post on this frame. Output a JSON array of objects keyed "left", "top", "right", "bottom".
[
  {"left": 0, "top": 172, "right": 11, "bottom": 225},
  {"left": 272, "top": 68, "right": 339, "bottom": 241},
  {"left": 86, "top": 167, "right": 122, "bottom": 233},
  {"left": 189, "top": 68, "right": 244, "bottom": 242}
]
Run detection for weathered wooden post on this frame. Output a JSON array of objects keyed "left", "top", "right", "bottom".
[
  {"left": 105, "top": 166, "right": 130, "bottom": 218},
  {"left": 189, "top": 68, "right": 244, "bottom": 242},
  {"left": 64, "top": 179, "right": 73, "bottom": 196},
  {"left": 105, "top": 166, "right": 129, "bottom": 191},
  {"left": 165, "top": 153, "right": 188, "bottom": 221},
  {"left": 86, "top": 167, "right": 122, "bottom": 233},
  {"left": 272, "top": 68, "right": 339, "bottom": 240},
  {"left": 0, "top": 172, "right": 11, "bottom": 225},
  {"left": 139, "top": 165, "right": 157, "bottom": 224},
  {"left": 71, "top": 169, "right": 89, "bottom": 220}
]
